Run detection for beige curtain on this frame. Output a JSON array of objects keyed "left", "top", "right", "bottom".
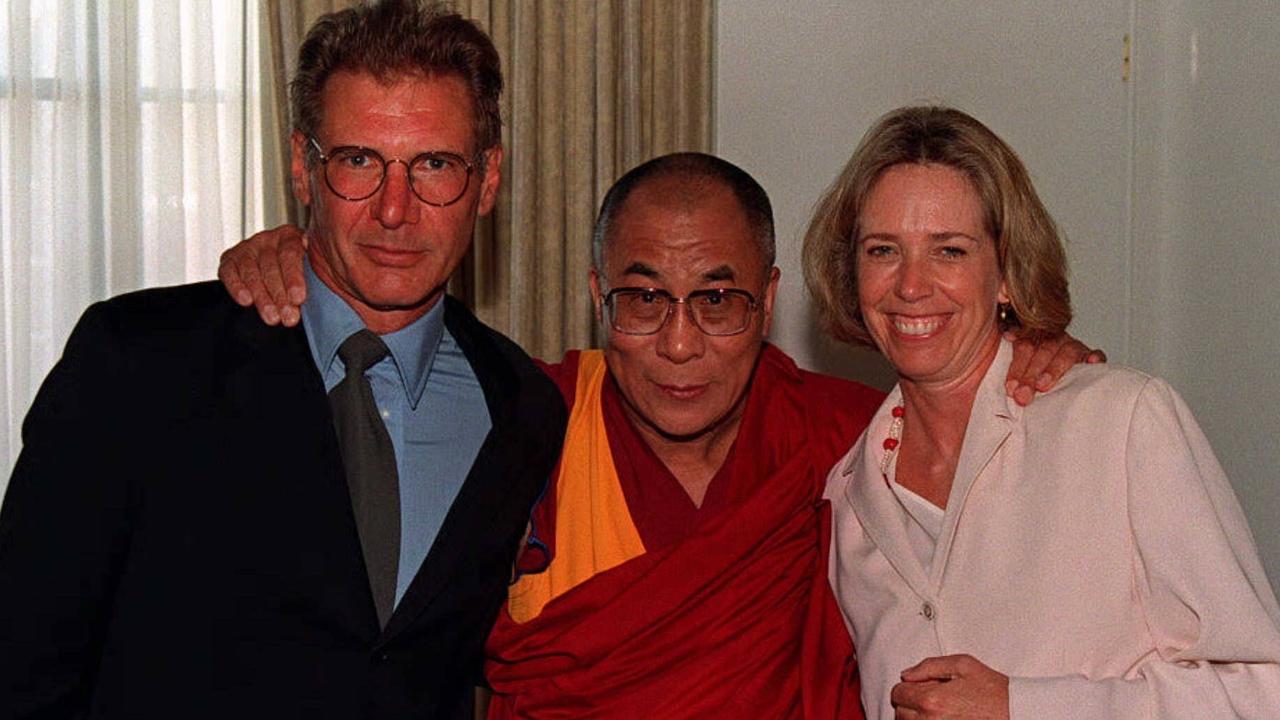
[
  {"left": 261, "top": 0, "right": 714, "bottom": 359},
  {"left": 260, "top": 1, "right": 354, "bottom": 228},
  {"left": 453, "top": 0, "right": 714, "bottom": 358}
]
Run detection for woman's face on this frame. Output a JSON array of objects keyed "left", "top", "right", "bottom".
[{"left": 856, "top": 163, "right": 1008, "bottom": 389}]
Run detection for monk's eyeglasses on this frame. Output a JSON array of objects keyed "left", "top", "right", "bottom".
[{"left": 603, "top": 287, "right": 758, "bottom": 336}]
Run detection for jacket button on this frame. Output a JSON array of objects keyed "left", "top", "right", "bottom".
[
  {"left": 921, "top": 601, "right": 935, "bottom": 621},
  {"left": 375, "top": 652, "right": 390, "bottom": 663}
]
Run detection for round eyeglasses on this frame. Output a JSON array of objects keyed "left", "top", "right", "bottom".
[
  {"left": 308, "top": 136, "right": 476, "bottom": 207},
  {"left": 603, "top": 287, "right": 758, "bottom": 336}
]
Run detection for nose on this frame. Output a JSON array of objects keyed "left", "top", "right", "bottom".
[
  {"left": 894, "top": 254, "right": 931, "bottom": 302},
  {"left": 371, "top": 160, "right": 421, "bottom": 228},
  {"left": 655, "top": 301, "right": 705, "bottom": 364}
]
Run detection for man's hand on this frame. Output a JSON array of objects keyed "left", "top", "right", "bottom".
[
  {"left": 1004, "top": 331, "right": 1106, "bottom": 406},
  {"left": 891, "top": 654, "right": 1009, "bottom": 720},
  {"left": 218, "top": 224, "right": 309, "bottom": 327}
]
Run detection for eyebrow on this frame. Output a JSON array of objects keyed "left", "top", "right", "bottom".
[
  {"left": 858, "top": 231, "right": 981, "bottom": 243},
  {"left": 619, "top": 262, "right": 738, "bottom": 283},
  {"left": 621, "top": 261, "right": 660, "bottom": 278},
  {"left": 317, "top": 136, "right": 471, "bottom": 157},
  {"left": 702, "top": 265, "right": 736, "bottom": 282}
]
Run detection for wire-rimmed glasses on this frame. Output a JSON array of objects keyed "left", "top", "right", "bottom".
[
  {"left": 603, "top": 287, "right": 759, "bottom": 336},
  {"left": 307, "top": 136, "right": 476, "bottom": 207}
]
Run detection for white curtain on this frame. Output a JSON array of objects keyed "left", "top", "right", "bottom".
[{"left": 1, "top": 0, "right": 255, "bottom": 482}]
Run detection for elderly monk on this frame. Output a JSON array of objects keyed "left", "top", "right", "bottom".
[{"left": 219, "top": 152, "right": 1099, "bottom": 718}]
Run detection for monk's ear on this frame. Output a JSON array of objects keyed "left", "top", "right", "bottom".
[
  {"left": 588, "top": 268, "right": 605, "bottom": 324},
  {"left": 759, "top": 266, "right": 781, "bottom": 336}
]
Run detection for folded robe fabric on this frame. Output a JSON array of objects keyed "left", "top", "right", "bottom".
[
  {"left": 486, "top": 345, "right": 883, "bottom": 719},
  {"left": 505, "top": 351, "right": 646, "bottom": 625}
]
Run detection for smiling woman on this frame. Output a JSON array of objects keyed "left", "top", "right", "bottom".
[
  {"left": 854, "top": 163, "right": 1008, "bottom": 396},
  {"left": 806, "top": 105, "right": 1280, "bottom": 719}
]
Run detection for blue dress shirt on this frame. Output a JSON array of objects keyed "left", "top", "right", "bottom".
[{"left": 300, "top": 259, "right": 491, "bottom": 606}]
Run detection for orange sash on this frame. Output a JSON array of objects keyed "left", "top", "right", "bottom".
[{"left": 506, "top": 350, "right": 645, "bottom": 624}]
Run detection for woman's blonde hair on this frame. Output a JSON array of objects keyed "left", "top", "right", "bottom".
[{"left": 803, "top": 105, "right": 1071, "bottom": 346}]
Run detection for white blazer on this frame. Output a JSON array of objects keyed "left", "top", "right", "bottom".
[{"left": 826, "top": 340, "right": 1280, "bottom": 719}]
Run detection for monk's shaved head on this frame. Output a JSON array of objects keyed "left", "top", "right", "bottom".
[{"left": 591, "top": 152, "right": 775, "bottom": 272}]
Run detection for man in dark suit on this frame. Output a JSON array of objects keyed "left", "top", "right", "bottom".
[{"left": 0, "top": 3, "right": 565, "bottom": 718}]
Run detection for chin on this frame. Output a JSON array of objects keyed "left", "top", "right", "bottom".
[
  {"left": 651, "top": 407, "right": 729, "bottom": 441},
  {"left": 639, "top": 405, "right": 703, "bottom": 438},
  {"left": 355, "top": 279, "right": 444, "bottom": 311},
  {"left": 886, "top": 355, "right": 945, "bottom": 380},
  {"left": 655, "top": 424, "right": 715, "bottom": 442}
]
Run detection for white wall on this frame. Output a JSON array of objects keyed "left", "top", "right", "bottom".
[
  {"left": 1129, "top": 0, "right": 1280, "bottom": 591},
  {"left": 717, "top": 1, "right": 1280, "bottom": 592}
]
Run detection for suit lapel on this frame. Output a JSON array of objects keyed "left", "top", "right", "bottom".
[
  {"left": 382, "top": 297, "right": 522, "bottom": 639},
  {"left": 840, "top": 342, "right": 1020, "bottom": 599},
  {"left": 841, "top": 389, "right": 934, "bottom": 599},
  {"left": 224, "top": 308, "right": 328, "bottom": 413},
  {"left": 225, "top": 311, "right": 383, "bottom": 638},
  {"left": 928, "top": 341, "right": 1017, "bottom": 590}
]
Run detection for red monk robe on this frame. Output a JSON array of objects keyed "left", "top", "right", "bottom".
[{"left": 485, "top": 344, "right": 883, "bottom": 719}]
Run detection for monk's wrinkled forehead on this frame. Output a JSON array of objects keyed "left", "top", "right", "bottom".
[
  {"left": 621, "top": 174, "right": 723, "bottom": 219},
  {"left": 605, "top": 177, "right": 766, "bottom": 278}
]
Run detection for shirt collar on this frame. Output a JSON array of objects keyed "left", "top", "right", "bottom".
[{"left": 299, "top": 256, "right": 445, "bottom": 409}]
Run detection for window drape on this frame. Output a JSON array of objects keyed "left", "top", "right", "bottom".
[
  {"left": 257, "top": 0, "right": 350, "bottom": 229},
  {"left": 1, "top": 0, "right": 251, "bottom": 478},
  {"left": 451, "top": 0, "right": 715, "bottom": 358}
]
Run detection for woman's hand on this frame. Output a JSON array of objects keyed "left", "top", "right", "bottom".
[
  {"left": 1004, "top": 332, "right": 1106, "bottom": 406},
  {"left": 891, "top": 654, "right": 1009, "bottom": 719},
  {"left": 218, "top": 224, "right": 309, "bottom": 327}
]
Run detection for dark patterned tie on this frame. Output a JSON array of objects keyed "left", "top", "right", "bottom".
[{"left": 329, "top": 329, "right": 400, "bottom": 628}]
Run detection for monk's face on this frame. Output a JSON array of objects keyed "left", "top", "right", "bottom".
[{"left": 589, "top": 181, "right": 780, "bottom": 443}]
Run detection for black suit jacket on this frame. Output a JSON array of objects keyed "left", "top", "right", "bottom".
[{"left": 0, "top": 282, "right": 566, "bottom": 719}]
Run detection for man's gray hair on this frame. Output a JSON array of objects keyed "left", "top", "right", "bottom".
[{"left": 291, "top": 0, "right": 503, "bottom": 163}]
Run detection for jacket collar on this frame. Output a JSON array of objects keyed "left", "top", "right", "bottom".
[
  {"left": 229, "top": 297, "right": 528, "bottom": 644},
  {"left": 841, "top": 340, "right": 1018, "bottom": 597},
  {"left": 299, "top": 259, "right": 445, "bottom": 410},
  {"left": 380, "top": 296, "right": 524, "bottom": 642},
  {"left": 232, "top": 294, "right": 547, "bottom": 640}
]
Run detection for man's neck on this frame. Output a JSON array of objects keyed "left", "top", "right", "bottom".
[
  {"left": 626, "top": 401, "right": 747, "bottom": 509},
  {"left": 354, "top": 300, "right": 440, "bottom": 336}
]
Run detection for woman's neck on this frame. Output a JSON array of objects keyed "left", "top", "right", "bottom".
[{"left": 894, "top": 336, "right": 1003, "bottom": 509}]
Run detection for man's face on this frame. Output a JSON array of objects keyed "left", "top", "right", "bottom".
[
  {"left": 589, "top": 182, "right": 780, "bottom": 443},
  {"left": 291, "top": 70, "right": 501, "bottom": 332}
]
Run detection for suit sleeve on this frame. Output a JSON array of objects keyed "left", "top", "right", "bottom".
[
  {"left": 0, "top": 303, "right": 137, "bottom": 718},
  {"left": 514, "top": 357, "right": 574, "bottom": 576},
  {"left": 1008, "top": 377, "right": 1280, "bottom": 718}
]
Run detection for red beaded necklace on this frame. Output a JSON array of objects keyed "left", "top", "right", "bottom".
[{"left": 879, "top": 405, "right": 906, "bottom": 478}]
